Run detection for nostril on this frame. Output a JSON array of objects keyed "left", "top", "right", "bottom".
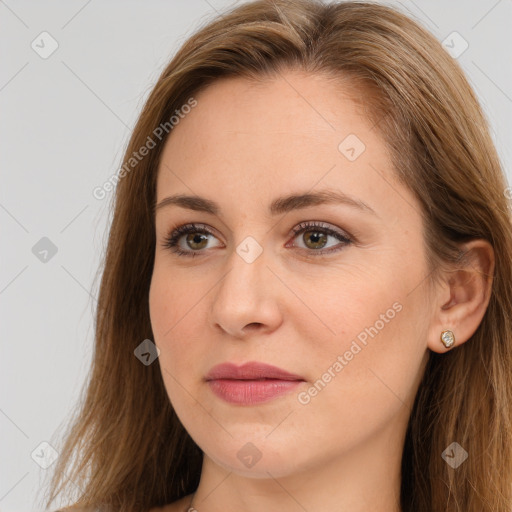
[{"left": 246, "top": 322, "right": 262, "bottom": 330}]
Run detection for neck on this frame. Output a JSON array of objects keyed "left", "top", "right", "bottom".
[{"left": 189, "top": 422, "right": 404, "bottom": 512}]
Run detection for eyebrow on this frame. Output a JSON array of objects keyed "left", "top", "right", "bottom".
[{"left": 153, "top": 189, "right": 378, "bottom": 217}]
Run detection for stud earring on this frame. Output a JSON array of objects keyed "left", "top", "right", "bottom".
[{"left": 440, "top": 330, "right": 455, "bottom": 349}]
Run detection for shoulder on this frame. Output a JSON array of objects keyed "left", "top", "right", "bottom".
[
  {"left": 54, "top": 508, "right": 97, "bottom": 512},
  {"left": 54, "top": 494, "right": 194, "bottom": 512},
  {"left": 148, "top": 493, "right": 195, "bottom": 512}
]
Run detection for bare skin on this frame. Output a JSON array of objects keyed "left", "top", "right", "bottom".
[
  {"left": 148, "top": 70, "right": 494, "bottom": 512},
  {"left": 149, "top": 494, "right": 193, "bottom": 512}
]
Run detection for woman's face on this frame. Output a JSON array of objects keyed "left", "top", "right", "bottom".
[{"left": 149, "top": 71, "right": 432, "bottom": 480}]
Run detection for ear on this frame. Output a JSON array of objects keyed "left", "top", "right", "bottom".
[{"left": 427, "top": 239, "right": 495, "bottom": 353}]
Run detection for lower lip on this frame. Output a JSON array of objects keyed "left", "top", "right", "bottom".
[{"left": 207, "top": 379, "right": 303, "bottom": 405}]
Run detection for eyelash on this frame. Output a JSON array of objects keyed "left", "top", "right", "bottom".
[{"left": 161, "top": 221, "right": 353, "bottom": 258}]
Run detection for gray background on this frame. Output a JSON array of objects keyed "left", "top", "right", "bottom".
[{"left": 1, "top": 1, "right": 511, "bottom": 510}]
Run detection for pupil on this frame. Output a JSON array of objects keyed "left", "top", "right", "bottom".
[
  {"left": 188, "top": 233, "right": 207, "bottom": 249},
  {"left": 305, "top": 230, "right": 327, "bottom": 249}
]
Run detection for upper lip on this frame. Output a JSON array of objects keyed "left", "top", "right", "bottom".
[{"left": 205, "top": 361, "right": 304, "bottom": 381}]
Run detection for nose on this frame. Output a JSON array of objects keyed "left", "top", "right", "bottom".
[{"left": 209, "top": 242, "right": 283, "bottom": 339}]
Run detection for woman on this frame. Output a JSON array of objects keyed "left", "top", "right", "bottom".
[{"left": 43, "top": 0, "right": 512, "bottom": 511}]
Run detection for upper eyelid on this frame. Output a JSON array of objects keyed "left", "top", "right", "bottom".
[
  {"left": 166, "top": 221, "right": 350, "bottom": 244},
  {"left": 161, "top": 221, "right": 355, "bottom": 259}
]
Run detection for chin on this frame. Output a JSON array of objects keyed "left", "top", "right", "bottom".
[{"left": 196, "top": 432, "right": 312, "bottom": 479}]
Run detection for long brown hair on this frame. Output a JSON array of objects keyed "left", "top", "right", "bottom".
[{"left": 41, "top": 1, "right": 512, "bottom": 510}]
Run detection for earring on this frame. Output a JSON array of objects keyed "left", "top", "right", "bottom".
[{"left": 440, "top": 330, "right": 455, "bottom": 349}]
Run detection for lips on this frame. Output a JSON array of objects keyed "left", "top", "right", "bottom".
[
  {"left": 205, "top": 361, "right": 305, "bottom": 405},
  {"left": 205, "top": 361, "right": 304, "bottom": 381}
]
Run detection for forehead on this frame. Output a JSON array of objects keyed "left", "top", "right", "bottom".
[
  {"left": 155, "top": 71, "right": 413, "bottom": 224},
  {"left": 163, "top": 71, "right": 373, "bottom": 154},
  {"left": 162, "top": 72, "right": 385, "bottom": 174}
]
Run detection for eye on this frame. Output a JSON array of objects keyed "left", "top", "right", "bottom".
[
  {"left": 286, "top": 221, "right": 352, "bottom": 256},
  {"left": 161, "top": 223, "right": 221, "bottom": 258},
  {"left": 161, "top": 221, "right": 352, "bottom": 258}
]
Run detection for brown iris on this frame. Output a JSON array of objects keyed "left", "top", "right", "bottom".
[{"left": 302, "top": 230, "right": 328, "bottom": 250}]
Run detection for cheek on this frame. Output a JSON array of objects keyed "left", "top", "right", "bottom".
[
  {"left": 291, "top": 266, "right": 394, "bottom": 360},
  {"left": 149, "top": 262, "right": 195, "bottom": 343},
  {"left": 149, "top": 265, "right": 206, "bottom": 387},
  {"left": 149, "top": 268, "right": 172, "bottom": 347},
  {"left": 149, "top": 271, "right": 203, "bottom": 426},
  {"left": 292, "top": 304, "right": 425, "bottom": 462},
  {"left": 293, "top": 261, "right": 425, "bottom": 405}
]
